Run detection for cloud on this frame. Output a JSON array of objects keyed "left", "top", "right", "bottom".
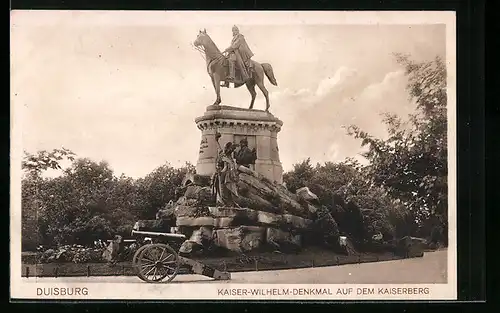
[
  {"left": 315, "top": 67, "right": 359, "bottom": 97},
  {"left": 269, "top": 66, "right": 415, "bottom": 171}
]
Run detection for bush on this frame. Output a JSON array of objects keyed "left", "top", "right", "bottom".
[
  {"left": 35, "top": 245, "right": 108, "bottom": 264},
  {"left": 284, "top": 159, "right": 411, "bottom": 247}
]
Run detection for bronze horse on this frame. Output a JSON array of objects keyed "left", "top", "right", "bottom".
[{"left": 193, "top": 29, "right": 277, "bottom": 111}]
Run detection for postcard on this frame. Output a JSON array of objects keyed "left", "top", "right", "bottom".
[{"left": 10, "top": 10, "right": 456, "bottom": 300}]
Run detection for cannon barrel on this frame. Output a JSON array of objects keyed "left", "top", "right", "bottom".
[
  {"left": 106, "top": 239, "right": 137, "bottom": 243},
  {"left": 131, "top": 230, "right": 186, "bottom": 239}
]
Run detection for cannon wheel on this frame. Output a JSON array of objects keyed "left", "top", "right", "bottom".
[
  {"left": 136, "top": 243, "right": 180, "bottom": 283},
  {"left": 132, "top": 244, "right": 149, "bottom": 273}
]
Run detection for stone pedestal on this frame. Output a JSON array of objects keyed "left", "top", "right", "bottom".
[{"left": 195, "top": 105, "right": 284, "bottom": 184}]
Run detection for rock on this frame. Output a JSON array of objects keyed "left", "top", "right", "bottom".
[
  {"left": 393, "top": 236, "right": 426, "bottom": 257},
  {"left": 338, "top": 236, "right": 358, "bottom": 255},
  {"left": 190, "top": 226, "right": 214, "bottom": 245},
  {"left": 214, "top": 226, "right": 266, "bottom": 252},
  {"left": 265, "top": 228, "right": 302, "bottom": 252},
  {"left": 176, "top": 215, "right": 251, "bottom": 228},
  {"left": 181, "top": 171, "right": 196, "bottom": 187},
  {"left": 257, "top": 211, "right": 313, "bottom": 230},
  {"left": 406, "top": 236, "right": 427, "bottom": 252},
  {"left": 257, "top": 211, "right": 283, "bottom": 227},
  {"left": 102, "top": 248, "right": 113, "bottom": 263},
  {"left": 211, "top": 217, "right": 232, "bottom": 228},
  {"left": 237, "top": 165, "right": 258, "bottom": 177},
  {"left": 174, "top": 205, "right": 211, "bottom": 218},
  {"left": 282, "top": 214, "right": 313, "bottom": 230},
  {"left": 156, "top": 202, "right": 176, "bottom": 220},
  {"left": 175, "top": 207, "right": 313, "bottom": 232},
  {"left": 175, "top": 197, "right": 200, "bottom": 207},
  {"left": 234, "top": 192, "right": 280, "bottom": 214},
  {"left": 208, "top": 207, "right": 260, "bottom": 224},
  {"left": 179, "top": 226, "right": 214, "bottom": 254},
  {"left": 177, "top": 216, "right": 215, "bottom": 227},
  {"left": 184, "top": 185, "right": 213, "bottom": 204},
  {"left": 102, "top": 235, "right": 123, "bottom": 263},
  {"left": 237, "top": 171, "right": 312, "bottom": 217},
  {"left": 296, "top": 187, "right": 319, "bottom": 203},
  {"left": 179, "top": 241, "right": 197, "bottom": 254}
]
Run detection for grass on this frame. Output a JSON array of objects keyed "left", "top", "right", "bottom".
[{"left": 21, "top": 247, "right": 425, "bottom": 278}]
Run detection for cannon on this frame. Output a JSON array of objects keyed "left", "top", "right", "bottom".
[{"left": 130, "top": 225, "right": 231, "bottom": 283}]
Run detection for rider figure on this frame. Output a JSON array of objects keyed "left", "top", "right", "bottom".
[{"left": 223, "top": 25, "right": 254, "bottom": 83}]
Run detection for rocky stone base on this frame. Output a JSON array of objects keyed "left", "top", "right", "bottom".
[
  {"left": 133, "top": 166, "right": 342, "bottom": 256},
  {"left": 177, "top": 207, "right": 312, "bottom": 254}
]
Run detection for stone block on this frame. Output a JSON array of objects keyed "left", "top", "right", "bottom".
[
  {"left": 214, "top": 226, "right": 266, "bottom": 252},
  {"left": 282, "top": 214, "right": 313, "bottom": 230},
  {"left": 177, "top": 216, "right": 215, "bottom": 227},
  {"left": 266, "top": 227, "right": 302, "bottom": 250}
]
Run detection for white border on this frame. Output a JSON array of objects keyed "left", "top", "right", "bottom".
[{"left": 10, "top": 10, "right": 457, "bottom": 301}]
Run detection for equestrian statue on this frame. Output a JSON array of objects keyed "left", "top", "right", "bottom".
[{"left": 193, "top": 26, "right": 278, "bottom": 112}]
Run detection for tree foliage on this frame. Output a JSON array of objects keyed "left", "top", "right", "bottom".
[
  {"left": 136, "top": 162, "right": 196, "bottom": 219},
  {"left": 345, "top": 53, "right": 448, "bottom": 243},
  {"left": 21, "top": 156, "right": 195, "bottom": 250},
  {"left": 284, "top": 158, "right": 415, "bottom": 245},
  {"left": 22, "top": 148, "right": 76, "bottom": 176}
]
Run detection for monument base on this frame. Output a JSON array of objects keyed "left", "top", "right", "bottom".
[{"left": 195, "top": 105, "right": 284, "bottom": 185}]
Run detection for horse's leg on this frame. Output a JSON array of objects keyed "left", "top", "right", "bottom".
[
  {"left": 255, "top": 78, "right": 270, "bottom": 112},
  {"left": 246, "top": 80, "right": 257, "bottom": 109},
  {"left": 212, "top": 73, "right": 222, "bottom": 105},
  {"left": 252, "top": 63, "right": 270, "bottom": 112},
  {"left": 210, "top": 75, "right": 219, "bottom": 106}
]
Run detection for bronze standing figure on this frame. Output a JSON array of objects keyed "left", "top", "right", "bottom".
[{"left": 214, "top": 142, "right": 240, "bottom": 207}]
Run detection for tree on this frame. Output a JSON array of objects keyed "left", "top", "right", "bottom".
[
  {"left": 282, "top": 158, "right": 315, "bottom": 193},
  {"left": 32, "top": 158, "right": 116, "bottom": 245},
  {"left": 136, "top": 162, "right": 195, "bottom": 219},
  {"left": 21, "top": 176, "right": 44, "bottom": 250},
  {"left": 21, "top": 148, "right": 77, "bottom": 250},
  {"left": 104, "top": 175, "right": 145, "bottom": 237},
  {"left": 22, "top": 148, "right": 76, "bottom": 177},
  {"left": 347, "top": 53, "right": 448, "bottom": 243}
]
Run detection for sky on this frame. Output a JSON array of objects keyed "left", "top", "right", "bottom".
[{"left": 11, "top": 11, "right": 447, "bottom": 178}]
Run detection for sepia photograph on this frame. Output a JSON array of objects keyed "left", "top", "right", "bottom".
[{"left": 10, "top": 10, "right": 456, "bottom": 300}]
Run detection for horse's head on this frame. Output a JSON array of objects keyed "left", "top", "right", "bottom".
[{"left": 193, "top": 29, "right": 209, "bottom": 48}]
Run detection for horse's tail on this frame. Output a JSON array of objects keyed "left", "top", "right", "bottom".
[{"left": 262, "top": 63, "right": 278, "bottom": 86}]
